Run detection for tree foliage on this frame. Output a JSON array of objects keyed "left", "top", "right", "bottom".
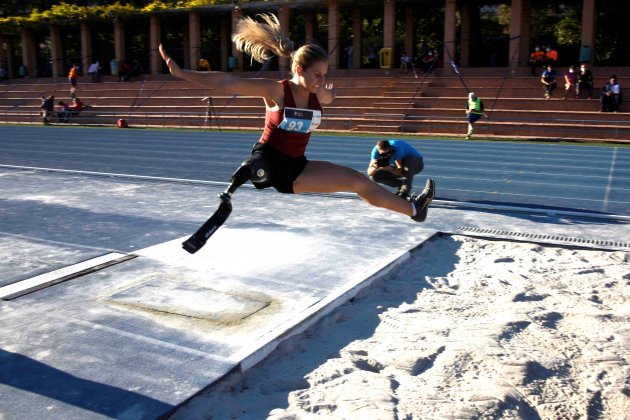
[
  {"left": 1, "top": 0, "right": 628, "bottom": 66},
  {"left": 554, "top": 9, "right": 581, "bottom": 46},
  {"left": 0, "top": 1, "right": 236, "bottom": 31}
]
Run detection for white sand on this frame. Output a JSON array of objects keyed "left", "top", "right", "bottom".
[{"left": 171, "top": 234, "right": 630, "bottom": 419}]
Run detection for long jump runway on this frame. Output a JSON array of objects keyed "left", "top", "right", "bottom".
[
  {"left": 0, "top": 126, "right": 629, "bottom": 419},
  {"left": 1, "top": 126, "right": 628, "bottom": 216}
]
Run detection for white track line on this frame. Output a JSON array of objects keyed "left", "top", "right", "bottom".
[
  {"left": 0, "top": 163, "right": 229, "bottom": 187},
  {"left": 602, "top": 147, "right": 618, "bottom": 212},
  {"left": 2, "top": 163, "right": 628, "bottom": 222}
]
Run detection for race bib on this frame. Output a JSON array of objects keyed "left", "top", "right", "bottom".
[{"left": 279, "top": 107, "right": 321, "bottom": 133}]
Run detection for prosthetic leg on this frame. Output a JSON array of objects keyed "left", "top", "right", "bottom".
[{"left": 182, "top": 154, "right": 270, "bottom": 254}]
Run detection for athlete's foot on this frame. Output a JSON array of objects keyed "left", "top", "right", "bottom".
[
  {"left": 182, "top": 235, "right": 205, "bottom": 254},
  {"left": 182, "top": 197, "right": 233, "bottom": 254},
  {"left": 410, "top": 178, "right": 435, "bottom": 222}
]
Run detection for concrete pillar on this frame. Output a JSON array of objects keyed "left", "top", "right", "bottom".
[
  {"left": 305, "top": 14, "right": 314, "bottom": 41},
  {"left": 183, "top": 26, "right": 190, "bottom": 70},
  {"left": 220, "top": 17, "right": 229, "bottom": 72},
  {"left": 351, "top": 8, "right": 362, "bottom": 69},
  {"left": 443, "top": 0, "right": 457, "bottom": 66},
  {"left": 231, "top": 7, "right": 244, "bottom": 70},
  {"left": 327, "top": 0, "right": 340, "bottom": 70},
  {"left": 460, "top": 2, "right": 471, "bottom": 66},
  {"left": 2, "top": 36, "right": 15, "bottom": 78},
  {"left": 277, "top": 3, "right": 290, "bottom": 71},
  {"left": 114, "top": 19, "right": 125, "bottom": 62},
  {"left": 404, "top": 5, "right": 414, "bottom": 58},
  {"left": 50, "top": 25, "right": 63, "bottom": 78},
  {"left": 0, "top": 35, "right": 7, "bottom": 75},
  {"left": 189, "top": 12, "right": 201, "bottom": 70},
  {"left": 20, "top": 28, "right": 37, "bottom": 78},
  {"left": 383, "top": 0, "right": 396, "bottom": 51},
  {"left": 509, "top": 0, "right": 531, "bottom": 68},
  {"left": 80, "top": 23, "right": 92, "bottom": 75},
  {"left": 149, "top": 15, "right": 161, "bottom": 75},
  {"left": 580, "top": 0, "right": 596, "bottom": 63}
]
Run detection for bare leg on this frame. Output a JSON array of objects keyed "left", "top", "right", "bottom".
[{"left": 293, "top": 160, "right": 413, "bottom": 216}]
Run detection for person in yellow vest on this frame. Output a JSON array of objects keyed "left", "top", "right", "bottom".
[{"left": 465, "top": 92, "right": 485, "bottom": 139}]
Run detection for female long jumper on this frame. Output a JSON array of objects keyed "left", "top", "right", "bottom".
[{"left": 159, "top": 14, "right": 435, "bottom": 253}]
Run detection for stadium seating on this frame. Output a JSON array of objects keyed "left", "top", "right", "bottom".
[{"left": 0, "top": 67, "right": 628, "bottom": 142}]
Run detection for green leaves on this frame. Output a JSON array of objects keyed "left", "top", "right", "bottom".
[{"left": 0, "top": 0, "right": 235, "bottom": 30}]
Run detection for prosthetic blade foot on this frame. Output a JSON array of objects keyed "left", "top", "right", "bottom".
[{"left": 182, "top": 194, "right": 233, "bottom": 254}]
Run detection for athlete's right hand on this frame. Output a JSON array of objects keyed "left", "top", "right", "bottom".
[{"left": 159, "top": 44, "right": 183, "bottom": 78}]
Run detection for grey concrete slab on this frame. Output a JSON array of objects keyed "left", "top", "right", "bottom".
[
  {"left": 1, "top": 168, "right": 629, "bottom": 419},
  {"left": 0, "top": 168, "right": 434, "bottom": 419}
]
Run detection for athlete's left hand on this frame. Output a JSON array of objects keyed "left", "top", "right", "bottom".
[{"left": 319, "top": 82, "right": 336, "bottom": 104}]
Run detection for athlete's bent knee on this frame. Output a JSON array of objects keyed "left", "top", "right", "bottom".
[{"left": 247, "top": 153, "right": 272, "bottom": 185}]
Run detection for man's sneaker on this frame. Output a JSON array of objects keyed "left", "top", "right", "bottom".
[
  {"left": 410, "top": 178, "right": 435, "bottom": 222},
  {"left": 396, "top": 185, "right": 410, "bottom": 199}
]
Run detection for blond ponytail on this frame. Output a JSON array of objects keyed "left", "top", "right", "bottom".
[{"left": 232, "top": 14, "right": 294, "bottom": 63}]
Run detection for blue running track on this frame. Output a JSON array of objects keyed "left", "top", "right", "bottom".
[{"left": 1, "top": 126, "right": 628, "bottom": 216}]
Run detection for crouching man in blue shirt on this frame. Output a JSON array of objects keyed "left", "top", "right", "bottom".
[{"left": 367, "top": 139, "right": 424, "bottom": 198}]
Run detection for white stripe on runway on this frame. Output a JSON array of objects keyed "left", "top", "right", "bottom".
[
  {"left": 0, "top": 163, "right": 230, "bottom": 187},
  {"left": 0, "top": 253, "right": 135, "bottom": 300}
]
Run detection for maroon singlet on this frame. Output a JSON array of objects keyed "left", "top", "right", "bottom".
[{"left": 259, "top": 80, "right": 323, "bottom": 158}]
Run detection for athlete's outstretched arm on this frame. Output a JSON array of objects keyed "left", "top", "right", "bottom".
[{"left": 159, "top": 44, "right": 282, "bottom": 102}]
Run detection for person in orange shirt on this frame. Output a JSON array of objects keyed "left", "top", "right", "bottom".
[
  {"left": 528, "top": 46, "right": 544, "bottom": 76},
  {"left": 68, "top": 64, "right": 80, "bottom": 97},
  {"left": 545, "top": 47, "right": 558, "bottom": 67}
]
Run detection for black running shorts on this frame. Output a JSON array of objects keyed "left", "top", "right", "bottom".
[{"left": 250, "top": 142, "right": 308, "bottom": 194}]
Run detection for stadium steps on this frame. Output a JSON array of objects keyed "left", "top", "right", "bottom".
[{"left": 1, "top": 69, "right": 629, "bottom": 142}]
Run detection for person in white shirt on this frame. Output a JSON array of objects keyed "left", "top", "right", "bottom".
[
  {"left": 88, "top": 61, "right": 101, "bottom": 82},
  {"left": 600, "top": 75, "right": 622, "bottom": 112}
]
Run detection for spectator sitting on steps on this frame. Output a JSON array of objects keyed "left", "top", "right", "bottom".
[
  {"left": 58, "top": 97, "right": 87, "bottom": 123},
  {"left": 57, "top": 101, "right": 70, "bottom": 123},
  {"left": 563, "top": 65, "right": 578, "bottom": 99},
  {"left": 540, "top": 65, "right": 557, "bottom": 99},
  {"left": 600, "top": 75, "right": 623, "bottom": 112},
  {"left": 577, "top": 63, "right": 594, "bottom": 99}
]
